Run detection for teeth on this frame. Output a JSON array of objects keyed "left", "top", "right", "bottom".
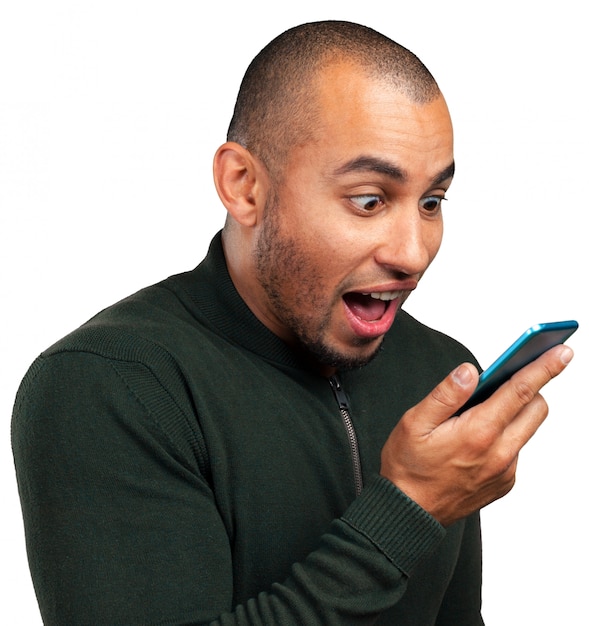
[{"left": 362, "top": 291, "right": 400, "bottom": 301}]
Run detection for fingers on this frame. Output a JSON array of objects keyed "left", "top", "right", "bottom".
[
  {"left": 408, "top": 362, "right": 480, "bottom": 431},
  {"left": 380, "top": 343, "right": 574, "bottom": 526},
  {"left": 502, "top": 393, "right": 549, "bottom": 460},
  {"left": 471, "top": 344, "right": 574, "bottom": 432}
]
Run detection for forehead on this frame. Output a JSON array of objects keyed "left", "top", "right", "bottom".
[{"left": 306, "top": 61, "right": 453, "bottom": 173}]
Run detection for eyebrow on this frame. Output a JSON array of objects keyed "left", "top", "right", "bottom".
[
  {"left": 332, "top": 156, "right": 455, "bottom": 186},
  {"left": 431, "top": 161, "right": 455, "bottom": 186},
  {"left": 333, "top": 156, "right": 407, "bottom": 181}
]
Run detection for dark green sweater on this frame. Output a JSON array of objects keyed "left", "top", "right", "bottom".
[{"left": 12, "top": 233, "right": 483, "bottom": 625}]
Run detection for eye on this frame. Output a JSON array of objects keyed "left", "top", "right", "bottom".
[
  {"left": 349, "top": 194, "right": 385, "bottom": 213},
  {"left": 419, "top": 195, "right": 446, "bottom": 214}
]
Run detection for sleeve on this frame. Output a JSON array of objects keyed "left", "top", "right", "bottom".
[{"left": 12, "top": 350, "right": 446, "bottom": 626}]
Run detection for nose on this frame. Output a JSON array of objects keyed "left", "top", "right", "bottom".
[{"left": 374, "top": 207, "right": 441, "bottom": 277}]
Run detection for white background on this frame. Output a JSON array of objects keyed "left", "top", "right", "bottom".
[{"left": 1, "top": 2, "right": 586, "bottom": 624}]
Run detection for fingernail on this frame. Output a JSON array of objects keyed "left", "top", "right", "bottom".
[
  {"left": 560, "top": 346, "right": 574, "bottom": 365},
  {"left": 452, "top": 364, "right": 474, "bottom": 387}
]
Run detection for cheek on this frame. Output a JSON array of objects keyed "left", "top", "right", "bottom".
[
  {"left": 426, "top": 221, "right": 444, "bottom": 263},
  {"left": 282, "top": 211, "right": 351, "bottom": 273}
]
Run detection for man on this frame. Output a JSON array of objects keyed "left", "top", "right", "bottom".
[{"left": 12, "top": 20, "right": 572, "bottom": 625}]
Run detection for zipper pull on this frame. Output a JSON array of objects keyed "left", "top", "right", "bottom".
[{"left": 329, "top": 374, "right": 350, "bottom": 410}]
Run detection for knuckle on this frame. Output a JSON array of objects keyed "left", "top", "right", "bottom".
[
  {"left": 543, "top": 354, "right": 565, "bottom": 380},
  {"left": 512, "top": 378, "right": 536, "bottom": 405},
  {"left": 471, "top": 424, "right": 497, "bottom": 453},
  {"left": 531, "top": 393, "right": 548, "bottom": 416},
  {"left": 476, "top": 424, "right": 499, "bottom": 453},
  {"left": 468, "top": 414, "right": 503, "bottom": 450},
  {"left": 484, "top": 457, "right": 516, "bottom": 498},
  {"left": 497, "top": 473, "right": 516, "bottom": 498},
  {"left": 430, "top": 384, "right": 456, "bottom": 410},
  {"left": 493, "top": 448, "right": 516, "bottom": 476}
]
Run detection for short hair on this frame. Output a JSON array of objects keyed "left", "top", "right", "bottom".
[{"left": 227, "top": 20, "right": 440, "bottom": 179}]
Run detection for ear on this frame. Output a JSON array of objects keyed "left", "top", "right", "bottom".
[{"left": 213, "top": 142, "right": 268, "bottom": 228}]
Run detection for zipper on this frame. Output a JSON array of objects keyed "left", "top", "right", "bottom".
[{"left": 329, "top": 374, "right": 363, "bottom": 497}]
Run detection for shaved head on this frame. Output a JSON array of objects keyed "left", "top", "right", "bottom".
[
  {"left": 217, "top": 21, "right": 453, "bottom": 373},
  {"left": 227, "top": 21, "right": 440, "bottom": 180}
]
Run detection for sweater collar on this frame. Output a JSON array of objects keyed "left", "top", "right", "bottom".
[{"left": 171, "top": 231, "right": 307, "bottom": 370}]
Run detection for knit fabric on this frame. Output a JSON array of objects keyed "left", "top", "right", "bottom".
[{"left": 12, "top": 232, "right": 483, "bottom": 625}]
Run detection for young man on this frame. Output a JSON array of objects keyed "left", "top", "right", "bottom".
[{"left": 12, "top": 21, "right": 572, "bottom": 625}]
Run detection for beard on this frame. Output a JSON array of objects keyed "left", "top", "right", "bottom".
[{"left": 253, "top": 193, "right": 383, "bottom": 371}]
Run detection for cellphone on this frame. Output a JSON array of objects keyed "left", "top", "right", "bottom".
[{"left": 458, "top": 320, "right": 578, "bottom": 414}]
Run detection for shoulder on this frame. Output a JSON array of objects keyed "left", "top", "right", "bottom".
[
  {"left": 14, "top": 275, "right": 203, "bottom": 424},
  {"left": 40, "top": 273, "right": 202, "bottom": 365},
  {"left": 13, "top": 277, "right": 210, "bottom": 478}
]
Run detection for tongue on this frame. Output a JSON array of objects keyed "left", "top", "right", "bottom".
[{"left": 344, "top": 293, "right": 387, "bottom": 322}]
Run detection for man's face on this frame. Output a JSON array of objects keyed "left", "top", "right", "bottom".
[{"left": 253, "top": 62, "right": 454, "bottom": 374}]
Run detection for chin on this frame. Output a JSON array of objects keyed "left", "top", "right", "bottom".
[{"left": 306, "top": 336, "right": 385, "bottom": 372}]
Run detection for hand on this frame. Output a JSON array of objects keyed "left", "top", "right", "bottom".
[{"left": 380, "top": 344, "right": 574, "bottom": 527}]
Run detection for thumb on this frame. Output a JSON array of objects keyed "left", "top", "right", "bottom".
[{"left": 414, "top": 363, "right": 479, "bottom": 430}]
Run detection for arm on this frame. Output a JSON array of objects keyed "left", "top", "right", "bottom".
[{"left": 12, "top": 350, "right": 444, "bottom": 625}]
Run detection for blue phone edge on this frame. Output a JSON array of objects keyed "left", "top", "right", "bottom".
[
  {"left": 457, "top": 319, "right": 578, "bottom": 414},
  {"left": 478, "top": 320, "right": 579, "bottom": 387}
]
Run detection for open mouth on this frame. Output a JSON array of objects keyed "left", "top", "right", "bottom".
[{"left": 342, "top": 291, "right": 400, "bottom": 322}]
